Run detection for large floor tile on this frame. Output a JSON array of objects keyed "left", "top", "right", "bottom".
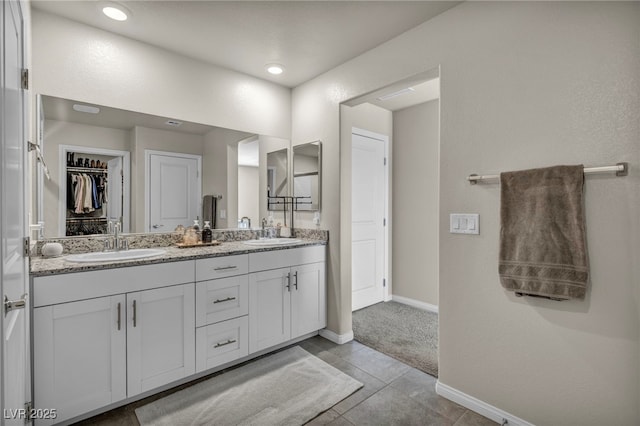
[
  {"left": 339, "top": 344, "right": 410, "bottom": 384},
  {"left": 390, "top": 369, "right": 466, "bottom": 422},
  {"left": 342, "top": 386, "right": 453, "bottom": 426},
  {"left": 453, "top": 410, "right": 498, "bottom": 426}
]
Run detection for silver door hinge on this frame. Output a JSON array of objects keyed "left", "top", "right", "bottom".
[
  {"left": 383, "top": 218, "right": 386, "bottom": 226},
  {"left": 23, "top": 237, "right": 30, "bottom": 257},
  {"left": 24, "top": 401, "right": 32, "bottom": 422},
  {"left": 21, "top": 69, "right": 29, "bottom": 90},
  {"left": 383, "top": 279, "right": 386, "bottom": 288},
  {"left": 384, "top": 157, "right": 387, "bottom": 166}
]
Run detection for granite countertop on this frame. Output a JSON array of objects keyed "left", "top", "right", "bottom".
[{"left": 30, "top": 239, "right": 327, "bottom": 277}]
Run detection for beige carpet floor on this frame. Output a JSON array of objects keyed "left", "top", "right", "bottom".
[{"left": 352, "top": 301, "right": 438, "bottom": 377}]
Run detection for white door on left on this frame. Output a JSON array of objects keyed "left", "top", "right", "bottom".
[
  {"left": 147, "top": 152, "right": 201, "bottom": 233},
  {"left": 1, "top": 0, "right": 29, "bottom": 423}
]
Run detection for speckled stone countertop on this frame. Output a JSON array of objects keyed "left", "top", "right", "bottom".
[{"left": 30, "top": 239, "right": 327, "bottom": 277}]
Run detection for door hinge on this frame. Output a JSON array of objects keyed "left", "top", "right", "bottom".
[
  {"left": 24, "top": 401, "right": 33, "bottom": 422},
  {"left": 383, "top": 279, "right": 386, "bottom": 288},
  {"left": 384, "top": 157, "right": 387, "bottom": 166},
  {"left": 21, "top": 69, "right": 29, "bottom": 90},
  {"left": 23, "top": 236, "right": 30, "bottom": 257},
  {"left": 383, "top": 218, "right": 386, "bottom": 226}
]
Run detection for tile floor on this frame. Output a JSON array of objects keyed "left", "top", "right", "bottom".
[{"left": 75, "top": 336, "right": 496, "bottom": 426}]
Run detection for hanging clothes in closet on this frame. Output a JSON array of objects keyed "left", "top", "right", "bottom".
[{"left": 68, "top": 172, "right": 108, "bottom": 214}]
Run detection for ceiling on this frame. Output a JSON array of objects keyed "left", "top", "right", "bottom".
[{"left": 31, "top": 1, "right": 460, "bottom": 88}]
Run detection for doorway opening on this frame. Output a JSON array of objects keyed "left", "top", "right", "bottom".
[{"left": 340, "top": 67, "right": 441, "bottom": 376}]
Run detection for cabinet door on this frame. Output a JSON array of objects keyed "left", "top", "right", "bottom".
[
  {"left": 127, "top": 283, "right": 195, "bottom": 396},
  {"left": 33, "top": 295, "right": 126, "bottom": 425},
  {"left": 248, "top": 268, "right": 291, "bottom": 353},
  {"left": 291, "top": 262, "right": 327, "bottom": 338}
]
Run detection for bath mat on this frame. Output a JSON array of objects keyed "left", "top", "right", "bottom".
[
  {"left": 135, "top": 346, "right": 363, "bottom": 426},
  {"left": 353, "top": 301, "right": 438, "bottom": 377}
]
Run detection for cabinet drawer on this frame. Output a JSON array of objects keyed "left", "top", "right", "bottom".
[
  {"left": 196, "top": 316, "right": 248, "bottom": 373},
  {"left": 196, "top": 276, "right": 248, "bottom": 327},
  {"left": 249, "top": 245, "right": 325, "bottom": 272},
  {"left": 195, "top": 255, "right": 248, "bottom": 281}
]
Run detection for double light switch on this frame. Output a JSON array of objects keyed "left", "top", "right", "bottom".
[{"left": 450, "top": 213, "right": 479, "bottom": 235}]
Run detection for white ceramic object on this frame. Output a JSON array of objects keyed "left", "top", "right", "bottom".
[
  {"left": 41, "top": 242, "right": 63, "bottom": 257},
  {"left": 279, "top": 226, "right": 291, "bottom": 238}
]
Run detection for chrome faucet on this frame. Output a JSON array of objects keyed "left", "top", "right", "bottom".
[{"left": 104, "top": 220, "right": 128, "bottom": 251}]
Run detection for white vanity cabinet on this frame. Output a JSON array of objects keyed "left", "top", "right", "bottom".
[
  {"left": 248, "top": 246, "right": 326, "bottom": 353},
  {"left": 194, "top": 255, "right": 250, "bottom": 372},
  {"left": 32, "top": 261, "right": 195, "bottom": 425}
]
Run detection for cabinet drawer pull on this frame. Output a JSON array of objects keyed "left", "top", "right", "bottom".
[
  {"left": 213, "top": 296, "right": 236, "bottom": 304},
  {"left": 285, "top": 272, "right": 291, "bottom": 292},
  {"left": 293, "top": 271, "right": 298, "bottom": 290},
  {"left": 117, "top": 302, "right": 121, "bottom": 331},
  {"left": 214, "top": 339, "right": 237, "bottom": 348},
  {"left": 132, "top": 300, "right": 137, "bottom": 327},
  {"left": 213, "top": 265, "right": 238, "bottom": 271}
]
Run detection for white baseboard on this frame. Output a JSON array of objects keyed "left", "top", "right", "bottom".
[
  {"left": 436, "top": 381, "right": 535, "bottom": 426},
  {"left": 392, "top": 295, "right": 439, "bottom": 313},
  {"left": 319, "top": 328, "right": 354, "bottom": 344}
]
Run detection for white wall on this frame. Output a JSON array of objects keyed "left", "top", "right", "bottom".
[
  {"left": 392, "top": 100, "right": 439, "bottom": 306},
  {"left": 237, "top": 166, "right": 259, "bottom": 228},
  {"left": 31, "top": 9, "right": 291, "bottom": 139},
  {"left": 292, "top": 2, "right": 639, "bottom": 425}
]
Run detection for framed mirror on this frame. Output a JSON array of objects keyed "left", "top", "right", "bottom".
[
  {"left": 266, "top": 148, "right": 289, "bottom": 211},
  {"left": 293, "top": 141, "right": 321, "bottom": 211}
]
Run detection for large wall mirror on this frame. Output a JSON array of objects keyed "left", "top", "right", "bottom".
[
  {"left": 266, "top": 148, "right": 289, "bottom": 211},
  {"left": 293, "top": 141, "right": 321, "bottom": 211},
  {"left": 34, "top": 94, "right": 280, "bottom": 238}
]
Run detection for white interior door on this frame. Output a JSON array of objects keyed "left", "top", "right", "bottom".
[
  {"left": 107, "top": 157, "right": 123, "bottom": 225},
  {"left": 1, "top": 0, "right": 29, "bottom": 422},
  {"left": 352, "top": 131, "right": 386, "bottom": 311},
  {"left": 147, "top": 152, "right": 201, "bottom": 233}
]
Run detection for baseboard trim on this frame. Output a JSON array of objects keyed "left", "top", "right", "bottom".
[
  {"left": 319, "top": 328, "right": 354, "bottom": 344},
  {"left": 392, "top": 295, "right": 439, "bottom": 313},
  {"left": 436, "top": 381, "right": 535, "bottom": 426}
]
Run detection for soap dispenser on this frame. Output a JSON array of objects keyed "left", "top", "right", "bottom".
[
  {"left": 202, "top": 221, "right": 213, "bottom": 243},
  {"left": 193, "top": 218, "right": 201, "bottom": 242}
]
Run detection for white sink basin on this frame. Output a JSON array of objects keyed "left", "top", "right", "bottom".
[
  {"left": 242, "top": 238, "right": 303, "bottom": 246},
  {"left": 65, "top": 249, "right": 166, "bottom": 263}
]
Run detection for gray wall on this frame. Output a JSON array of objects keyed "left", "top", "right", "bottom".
[
  {"left": 392, "top": 100, "right": 439, "bottom": 306},
  {"left": 292, "top": 2, "right": 639, "bottom": 424}
]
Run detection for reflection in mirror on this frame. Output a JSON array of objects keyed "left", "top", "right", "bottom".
[
  {"left": 36, "top": 95, "right": 258, "bottom": 238},
  {"left": 266, "top": 148, "right": 288, "bottom": 211},
  {"left": 293, "top": 141, "right": 321, "bottom": 211}
]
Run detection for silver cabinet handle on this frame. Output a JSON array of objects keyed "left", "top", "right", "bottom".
[
  {"left": 213, "top": 297, "right": 236, "bottom": 304},
  {"left": 117, "top": 302, "right": 121, "bottom": 331},
  {"left": 293, "top": 271, "right": 298, "bottom": 290},
  {"left": 214, "top": 265, "right": 237, "bottom": 271},
  {"left": 152, "top": 224, "right": 164, "bottom": 229},
  {"left": 214, "top": 339, "right": 237, "bottom": 348},
  {"left": 285, "top": 272, "right": 291, "bottom": 292},
  {"left": 132, "top": 300, "right": 137, "bottom": 327}
]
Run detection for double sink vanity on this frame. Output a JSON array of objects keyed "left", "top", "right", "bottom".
[{"left": 29, "top": 232, "right": 327, "bottom": 425}]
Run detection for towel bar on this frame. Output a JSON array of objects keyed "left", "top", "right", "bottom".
[{"left": 467, "top": 162, "right": 628, "bottom": 184}]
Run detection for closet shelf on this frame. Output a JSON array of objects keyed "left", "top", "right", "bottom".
[{"left": 67, "top": 166, "right": 108, "bottom": 174}]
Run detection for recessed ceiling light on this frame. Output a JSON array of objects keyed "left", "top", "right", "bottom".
[
  {"left": 73, "top": 104, "right": 100, "bottom": 114},
  {"left": 165, "top": 120, "right": 182, "bottom": 127},
  {"left": 102, "top": 5, "right": 128, "bottom": 21},
  {"left": 266, "top": 64, "right": 285, "bottom": 75}
]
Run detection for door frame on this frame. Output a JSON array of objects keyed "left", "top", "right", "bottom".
[
  {"left": 144, "top": 150, "right": 202, "bottom": 233},
  {"left": 58, "top": 145, "right": 131, "bottom": 236},
  {"left": 351, "top": 127, "right": 391, "bottom": 306}
]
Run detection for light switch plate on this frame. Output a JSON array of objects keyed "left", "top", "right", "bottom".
[
  {"left": 450, "top": 213, "right": 479, "bottom": 234},
  {"left": 219, "top": 209, "right": 226, "bottom": 219}
]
